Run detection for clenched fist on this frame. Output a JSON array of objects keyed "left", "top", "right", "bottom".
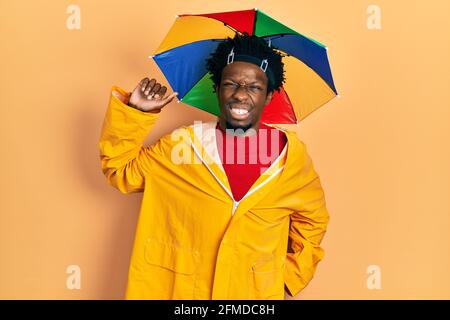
[{"left": 128, "top": 78, "right": 178, "bottom": 113}]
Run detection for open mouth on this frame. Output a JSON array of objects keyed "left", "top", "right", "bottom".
[{"left": 228, "top": 105, "right": 251, "bottom": 121}]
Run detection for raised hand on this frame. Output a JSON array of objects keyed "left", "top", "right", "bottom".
[{"left": 128, "top": 78, "right": 178, "bottom": 113}]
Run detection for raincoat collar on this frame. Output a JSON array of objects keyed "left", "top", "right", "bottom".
[{"left": 188, "top": 120, "right": 294, "bottom": 222}]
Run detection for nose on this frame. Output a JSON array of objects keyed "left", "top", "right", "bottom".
[{"left": 231, "top": 84, "right": 249, "bottom": 101}]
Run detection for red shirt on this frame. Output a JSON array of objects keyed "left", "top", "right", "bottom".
[{"left": 215, "top": 122, "right": 287, "bottom": 201}]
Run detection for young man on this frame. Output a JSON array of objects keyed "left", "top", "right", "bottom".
[{"left": 99, "top": 33, "right": 329, "bottom": 300}]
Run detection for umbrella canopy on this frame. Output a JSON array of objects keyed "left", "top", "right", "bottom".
[{"left": 152, "top": 8, "right": 338, "bottom": 124}]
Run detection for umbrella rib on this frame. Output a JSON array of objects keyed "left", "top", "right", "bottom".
[
  {"left": 222, "top": 22, "right": 241, "bottom": 34},
  {"left": 179, "top": 73, "right": 214, "bottom": 102}
]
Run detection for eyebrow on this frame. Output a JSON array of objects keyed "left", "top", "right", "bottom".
[{"left": 222, "top": 78, "right": 265, "bottom": 84}]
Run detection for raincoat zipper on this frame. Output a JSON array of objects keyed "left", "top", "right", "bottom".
[{"left": 190, "top": 138, "right": 286, "bottom": 216}]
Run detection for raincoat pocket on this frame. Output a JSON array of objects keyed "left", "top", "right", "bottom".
[
  {"left": 144, "top": 238, "right": 199, "bottom": 275},
  {"left": 249, "top": 258, "right": 285, "bottom": 300}
]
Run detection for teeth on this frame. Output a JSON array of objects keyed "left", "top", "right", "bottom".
[{"left": 231, "top": 108, "right": 248, "bottom": 115}]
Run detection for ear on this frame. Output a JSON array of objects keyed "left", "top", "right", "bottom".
[{"left": 264, "top": 90, "right": 274, "bottom": 106}]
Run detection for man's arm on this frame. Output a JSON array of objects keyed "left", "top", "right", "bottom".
[
  {"left": 98, "top": 78, "right": 178, "bottom": 194},
  {"left": 284, "top": 141, "right": 330, "bottom": 297}
]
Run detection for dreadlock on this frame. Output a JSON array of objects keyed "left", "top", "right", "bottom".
[{"left": 205, "top": 32, "right": 286, "bottom": 94}]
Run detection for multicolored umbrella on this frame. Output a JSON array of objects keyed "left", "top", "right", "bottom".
[{"left": 151, "top": 8, "right": 338, "bottom": 124}]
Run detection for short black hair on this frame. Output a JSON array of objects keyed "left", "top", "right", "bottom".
[{"left": 205, "top": 32, "right": 286, "bottom": 94}]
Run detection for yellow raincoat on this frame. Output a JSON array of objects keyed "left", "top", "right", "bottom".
[{"left": 99, "top": 85, "right": 330, "bottom": 300}]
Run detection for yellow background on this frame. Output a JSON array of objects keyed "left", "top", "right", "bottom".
[{"left": 1, "top": 0, "right": 449, "bottom": 299}]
